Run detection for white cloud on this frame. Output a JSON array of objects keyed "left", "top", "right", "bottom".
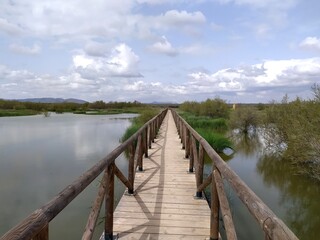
[
  {"left": 161, "top": 10, "right": 206, "bottom": 26},
  {"left": 149, "top": 36, "right": 179, "bottom": 57},
  {"left": 188, "top": 57, "right": 320, "bottom": 100},
  {"left": 299, "top": 37, "right": 320, "bottom": 52},
  {"left": 0, "top": 0, "right": 134, "bottom": 40},
  {"left": 9, "top": 43, "right": 41, "bottom": 55},
  {"left": 84, "top": 42, "right": 110, "bottom": 57},
  {"left": 73, "top": 43, "right": 142, "bottom": 79},
  {"left": 0, "top": 18, "right": 24, "bottom": 36}
]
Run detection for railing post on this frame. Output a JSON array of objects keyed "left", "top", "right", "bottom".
[
  {"left": 144, "top": 127, "right": 148, "bottom": 158},
  {"left": 128, "top": 143, "right": 135, "bottom": 194},
  {"left": 189, "top": 136, "right": 194, "bottom": 173},
  {"left": 148, "top": 124, "right": 152, "bottom": 149},
  {"left": 181, "top": 125, "right": 186, "bottom": 149},
  {"left": 105, "top": 163, "right": 115, "bottom": 240},
  {"left": 138, "top": 133, "right": 143, "bottom": 171},
  {"left": 185, "top": 128, "right": 190, "bottom": 158},
  {"left": 210, "top": 164, "right": 219, "bottom": 240},
  {"left": 152, "top": 121, "right": 155, "bottom": 143},
  {"left": 134, "top": 133, "right": 143, "bottom": 171},
  {"left": 196, "top": 144, "right": 204, "bottom": 198}
]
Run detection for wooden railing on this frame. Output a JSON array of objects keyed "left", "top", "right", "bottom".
[
  {"left": 171, "top": 109, "right": 299, "bottom": 240},
  {"left": 0, "top": 109, "right": 168, "bottom": 240}
]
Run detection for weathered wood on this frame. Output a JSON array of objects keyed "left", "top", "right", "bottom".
[
  {"left": 114, "top": 164, "right": 132, "bottom": 190},
  {"left": 105, "top": 163, "right": 115, "bottom": 240},
  {"left": 32, "top": 224, "right": 48, "bottom": 240},
  {"left": 191, "top": 135, "right": 198, "bottom": 174},
  {"left": 135, "top": 135, "right": 143, "bottom": 172},
  {"left": 213, "top": 170, "right": 237, "bottom": 240},
  {"left": 185, "top": 128, "right": 190, "bottom": 158},
  {"left": 196, "top": 144, "right": 204, "bottom": 198},
  {"left": 197, "top": 172, "right": 212, "bottom": 192},
  {"left": 128, "top": 143, "right": 135, "bottom": 194},
  {"left": 189, "top": 136, "right": 197, "bottom": 173},
  {"left": 173, "top": 109, "right": 299, "bottom": 240},
  {"left": 181, "top": 124, "right": 185, "bottom": 149},
  {"left": 1, "top": 109, "right": 168, "bottom": 240},
  {"left": 144, "top": 127, "right": 148, "bottom": 157},
  {"left": 211, "top": 164, "right": 219, "bottom": 240},
  {"left": 82, "top": 172, "right": 107, "bottom": 240},
  {"left": 112, "top": 111, "right": 211, "bottom": 240}
]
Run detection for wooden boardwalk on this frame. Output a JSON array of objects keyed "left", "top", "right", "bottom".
[{"left": 111, "top": 111, "right": 210, "bottom": 239}]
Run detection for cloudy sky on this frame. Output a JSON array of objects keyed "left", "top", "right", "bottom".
[{"left": 1, "top": 0, "right": 320, "bottom": 103}]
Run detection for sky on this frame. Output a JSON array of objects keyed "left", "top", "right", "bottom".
[{"left": 0, "top": 0, "right": 320, "bottom": 103}]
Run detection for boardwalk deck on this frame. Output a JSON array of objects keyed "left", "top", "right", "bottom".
[{"left": 110, "top": 111, "right": 210, "bottom": 239}]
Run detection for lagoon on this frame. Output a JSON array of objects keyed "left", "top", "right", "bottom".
[{"left": 0, "top": 113, "right": 136, "bottom": 239}]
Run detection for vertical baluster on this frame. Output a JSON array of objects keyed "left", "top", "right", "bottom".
[
  {"left": 128, "top": 143, "right": 135, "bottom": 194},
  {"left": 185, "top": 128, "right": 190, "bottom": 158},
  {"left": 105, "top": 163, "right": 115, "bottom": 240},
  {"left": 196, "top": 144, "right": 204, "bottom": 198},
  {"left": 144, "top": 127, "right": 148, "bottom": 158},
  {"left": 210, "top": 164, "right": 219, "bottom": 240},
  {"left": 189, "top": 136, "right": 194, "bottom": 173}
]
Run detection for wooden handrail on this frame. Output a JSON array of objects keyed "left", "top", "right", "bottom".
[
  {"left": 171, "top": 109, "right": 298, "bottom": 240},
  {"left": 1, "top": 109, "right": 168, "bottom": 240}
]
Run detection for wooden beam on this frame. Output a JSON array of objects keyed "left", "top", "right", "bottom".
[
  {"left": 213, "top": 170, "right": 237, "bottom": 240},
  {"left": 82, "top": 172, "right": 107, "bottom": 240}
]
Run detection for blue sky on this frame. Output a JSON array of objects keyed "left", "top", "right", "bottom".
[{"left": 1, "top": 0, "right": 320, "bottom": 103}]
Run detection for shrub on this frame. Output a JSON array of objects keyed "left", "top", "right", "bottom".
[
  {"left": 229, "top": 106, "right": 259, "bottom": 133},
  {"left": 121, "top": 108, "right": 159, "bottom": 142},
  {"left": 196, "top": 128, "right": 232, "bottom": 153}
]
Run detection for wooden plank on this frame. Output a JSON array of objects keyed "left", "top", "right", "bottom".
[
  {"left": 115, "top": 206, "right": 210, "bottom": 215},
  {"left": 114, "top": 232, "right": 210, "bottom": 240},
  {"left": 111, "top": 111, "right": 211, "bottom": 239},
  {"left": 114, "top": 218, "right": 210, "bottom": 228},
  {"left": 113, "top": 225, "right": 210, "bottom": 236},
  {"left": 116, "top": 201, "right": 209, "bottom": 211},
  {"left": 114, "top": 212, "right": 210, "bottom": 221}
]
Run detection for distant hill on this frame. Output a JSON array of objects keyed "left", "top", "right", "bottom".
[{"left": 15, "top": 98, "right": 88, "bottom": 104}]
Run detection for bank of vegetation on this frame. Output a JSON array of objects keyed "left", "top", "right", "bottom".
[
  {"left": 0, "top": 99, "right": 146, "bottom": 117},
  {"left": 178, "top": 86, "right": 320, "bottom": 181},
  {"left": 179, "top": 98, "right": 232, "bottom": 153},
  {"left": 121, "top": 107, "right": 159, "bottom": 142},
  {"left": 262, "top": 85, "right": 320, "bottom": 181}
]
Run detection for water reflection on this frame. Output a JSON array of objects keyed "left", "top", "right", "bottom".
[
  {"left": 214, "top": 130, "right": 320, "bottom": 240},
  {"left": 230, "top": 131, "right": 262, "bottom": 156},
  {"left": 0, "top": 113, "right": 135, "bottom": 238},
  {"left": 257, "top": 155, "right": 320, "bottom": 240}
]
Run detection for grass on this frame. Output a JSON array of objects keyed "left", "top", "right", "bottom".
[
  {"left": 74, "top": 108, "right": 141, "bottom": 115},
  {"left": 121, "top": 108, "right": 159, "bottom": 142},
  {"left": 179, "top": 111, "right": 232, "bottom": 152},
  {"left": 195, "top": 128, "right": 232, "bottom": 153},
  {"left": 0, "top": 109, "right": 39, "bottom": 117}
]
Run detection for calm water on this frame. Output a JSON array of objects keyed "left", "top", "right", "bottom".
[
  {"left": 209, "top": 133, "right": 320, "bottom": 240},
  {"left": 0, "top": 113, "right": 136, "bottom": 239},
  {"left": 1, "top": 115, "right": 319, "bottom": 240}
]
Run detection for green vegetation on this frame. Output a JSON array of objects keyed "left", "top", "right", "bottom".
[
  {"left": 229, "top": 106, "right": 260, "bottom": 134},
  {"left": 263, "top": 92, "right": 320, "bottom": 180},
  {"left": 179, "top": 98, "right": 232, "bottom": 152},
  {"left": 180, "top": 98, "right": 230, "bottom": 118},
  {"left": 121, "top": 108, "right": 159, "bottom": 142},
  {"left": 0, "top": 109, "right": 38, "bottom": 117},
  {"left": 195, "top": 128, "right": 232, "bottom": 153},
  {"left": 0, "top": 99, "right": 146, "bottom": 117}
]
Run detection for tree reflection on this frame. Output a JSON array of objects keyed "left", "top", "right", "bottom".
[
  {"left": 257, "top": 155, "right": 320, "bottom": 240},
  {"left": 230, "top": 131, "right": 262, "bottom": 156}
]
